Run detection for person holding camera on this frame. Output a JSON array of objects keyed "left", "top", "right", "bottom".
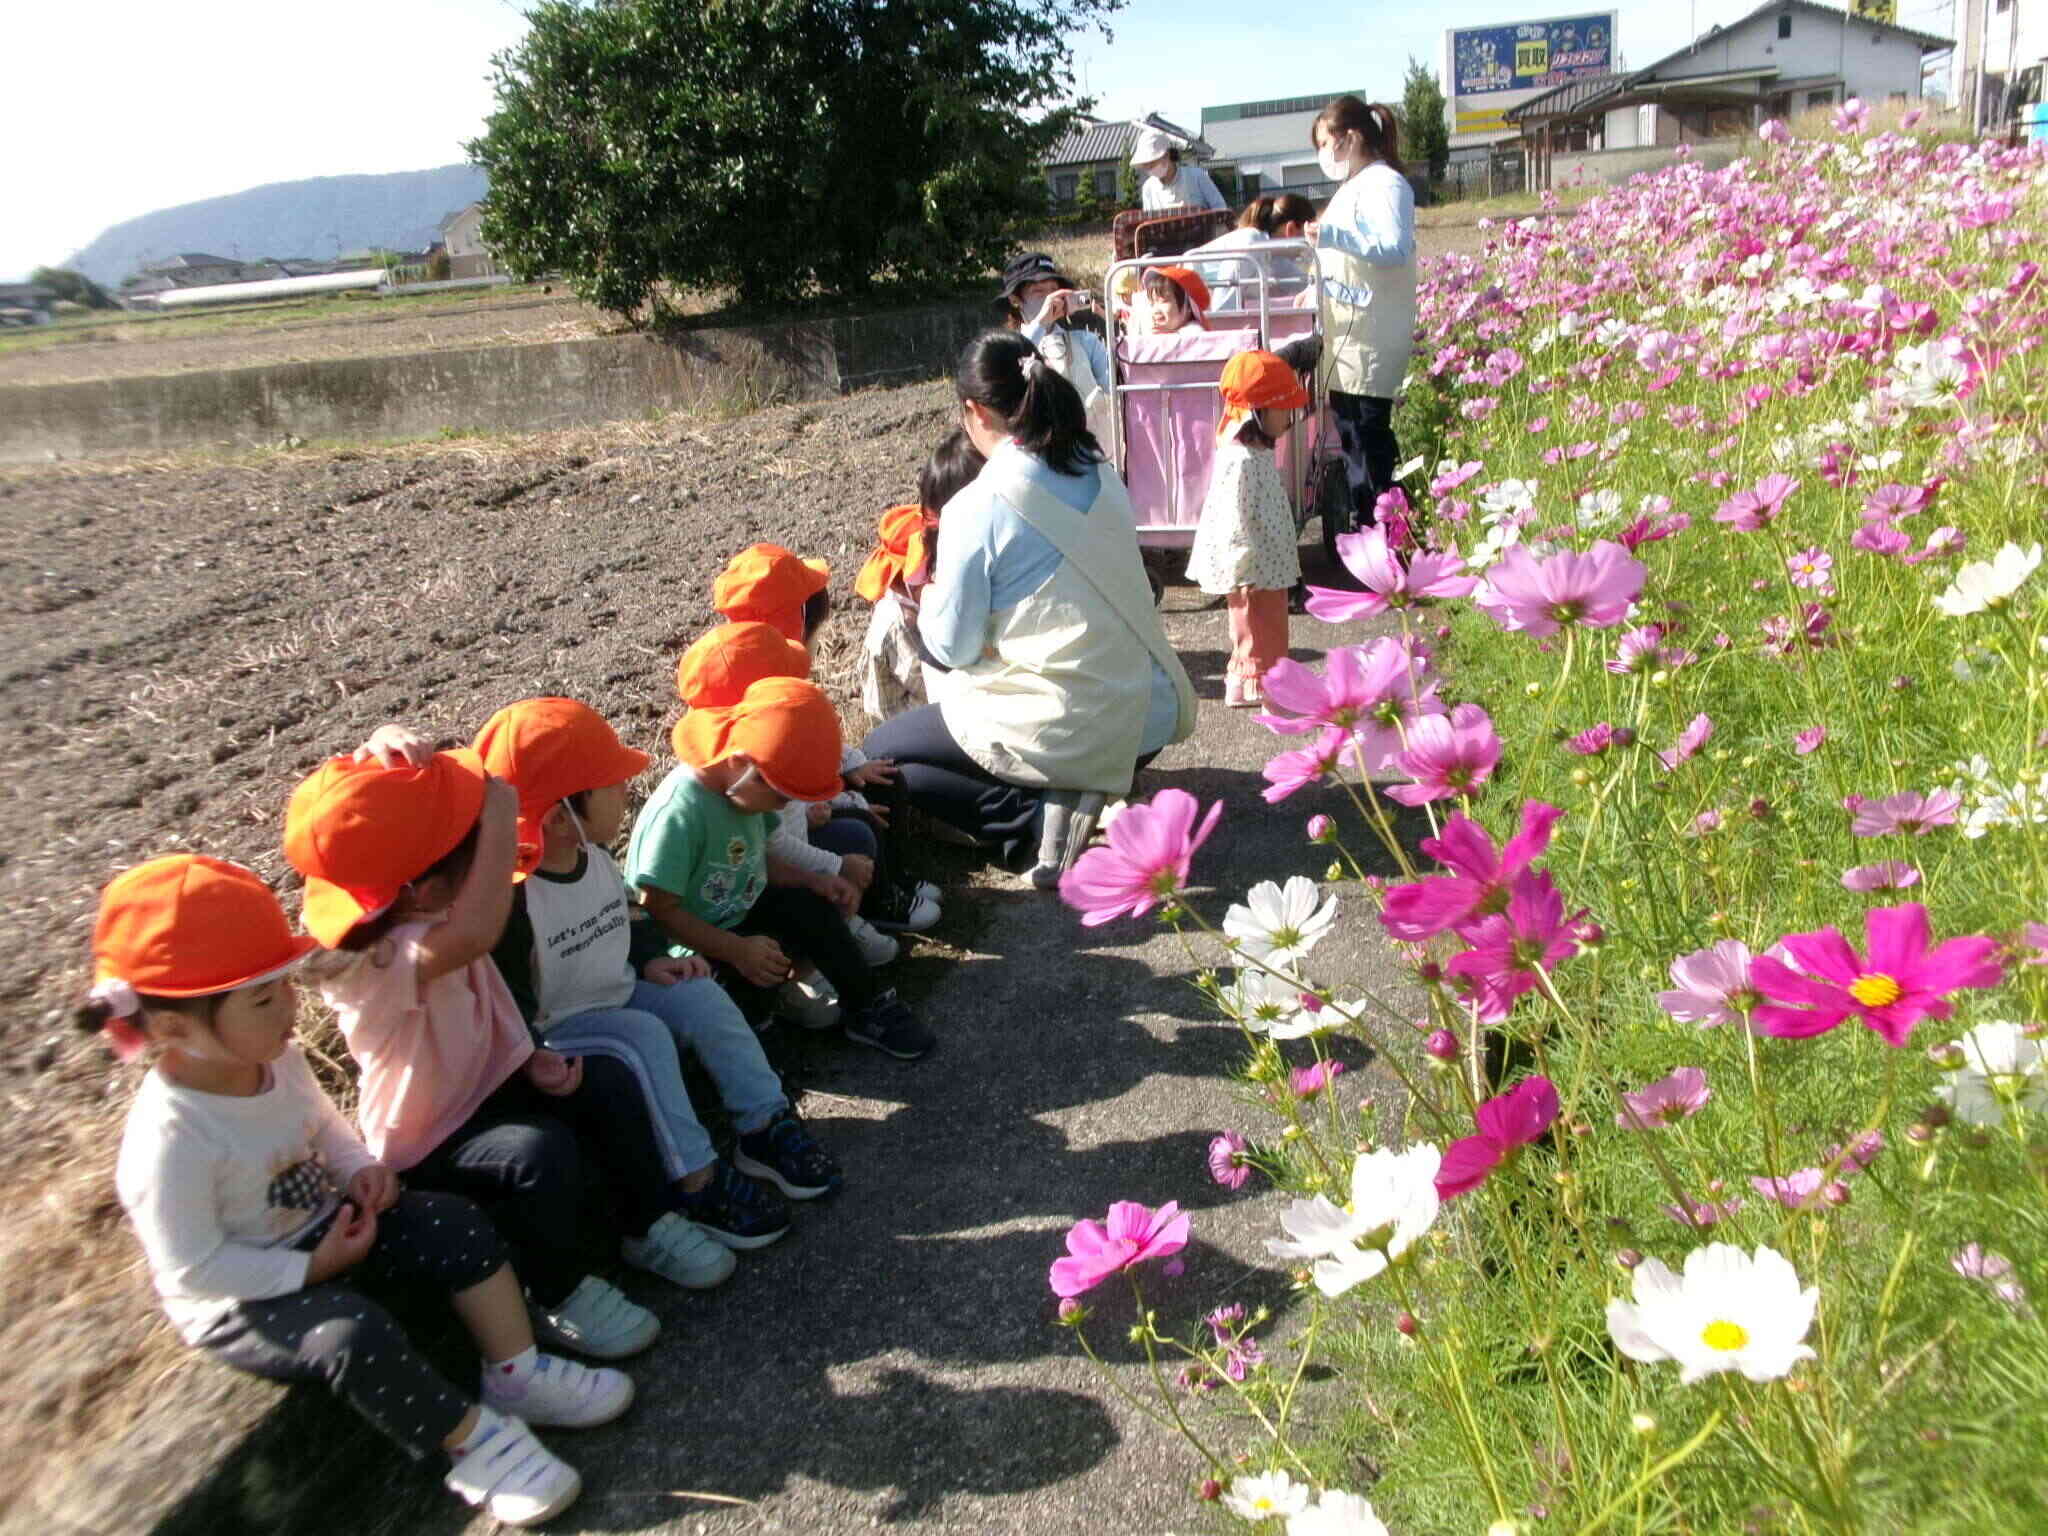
[{"left": 999, "top": 251, "right": 1113, "bottom": 453}]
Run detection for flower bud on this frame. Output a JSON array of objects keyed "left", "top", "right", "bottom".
[
  {"left": 1906, "top": 1122, "right": 1933, "bottom": 1145},
  {"left": 1425, "top": 1028, "right": 1460, "bottom": 1062},
  {"left": 1417, "top": 961, "right": 1445, "bottom": 983},
  {"left": 1569, "top": 1119, "right": 1593, "bottom": 1138},
  {"left": 1057, "top": 1298, "right": 1084, "bottom": 1324},
  {"left": 1631, "top": 1413, "right": 1658, "bottom": 1436},
  {"left": 1199, "top": 1478, "right": 1222, "bottom": 1502},
  {"left": 1613, "top": 727, "right": 1636, "bottom": 747},
  {"left": 1570, "top": 768, "right": 1593, "bottom": 787},
  {"left": 1298, "top": 992, "right": 1325, "bottom": 1014},
  {"left": 1927, "top": 1040, "right": 1967, "bottom": 1070},
  {"left": 1823, "top": 1180, "right": 1851, "bottom": 1206},
  {"left": 1616, "top": 1248, "right": 1644, "bottom": 1270},
  {"left": 1396, "top": 1311, "right": 1419, "bottom": 1336},
  {"left": 1307, "top": 814, "right": 1335, "bottom": 843},
  {"left": 1325, "top": 860, "right": 1345, "bottom": 883},
  {"left": 1281, "top": 1124, "right": 1303, "bottom": 1142},
  {"left": 1525, "top": 681, "right": 1544, "bottom": 698},
  {"left": 1965, "top": 1129, "right": 1992, "bottom": 1150},
  {"left": 1919, "top": 1102, "right": 1953, "bottom": 1129}
]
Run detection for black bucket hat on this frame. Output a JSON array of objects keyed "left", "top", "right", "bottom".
[{"left": 999, "top": 251, "right": 1072, "bottom": 299}]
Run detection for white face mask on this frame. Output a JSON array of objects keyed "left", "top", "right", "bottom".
[
  {"left": 1317, "top": 143, "right": 1350, "bottom": 182},
  {"left": 1021, "top": 290, "right": 1050, "bottom": 327}
]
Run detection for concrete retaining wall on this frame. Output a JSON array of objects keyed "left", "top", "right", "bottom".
[
  {"left": 0, "top": 299, "right": 991, "bottom": 463},
  {"left": 1550, "top": 141, "right": 1747, "bottom": 189}
]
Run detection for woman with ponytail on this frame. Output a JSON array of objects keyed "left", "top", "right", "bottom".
[
  {"left": 862, "top": 330, "right": 1197, "bottom": 887},
  {"left": 1307, "top": 95, "right": 1418, "bottom": 540}
]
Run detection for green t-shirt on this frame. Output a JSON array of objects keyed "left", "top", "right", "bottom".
[{"left": 623, "top": 764, "right": 770, "bottom": 930}]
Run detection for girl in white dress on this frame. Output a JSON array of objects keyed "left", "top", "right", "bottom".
[{"left": 1187, "top": 350, "right": 1307, "bottom": 707}]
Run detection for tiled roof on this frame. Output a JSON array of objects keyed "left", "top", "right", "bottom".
[{"left": 1045, "top": 118, "right": 1136, "bottom": 167}]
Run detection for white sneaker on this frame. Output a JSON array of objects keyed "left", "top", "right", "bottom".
[
  {"left": 444, "top": 1412, "right": 582, "bottom": 1527},
  {"left": 621, "top": 1210, "right": 738, "bottom": 1289},
  {"left": 532, "top": 1275, "right": 659, "bottom": 1360},
  {"left": 912, "top": 879, "right": 942, "bottom": 906},
  {"left": 777, "top": 973, "right": 842, "bottom": 1030},
  {"left": 847, "top": 914, "right": 900, "bottom": 966},
  {"left": 1224, "top": 675, "right": 1261, "bottom": 708},
  {"left": 484, "top": 1352, "right": 634, "bottom": 1428}
]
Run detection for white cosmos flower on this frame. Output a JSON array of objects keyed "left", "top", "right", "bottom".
[
  {"left": 1224, "top": 1470, "right": 1310, "bottom": 1522},
  {"left": 1267, "top": 1144, "right": 1442, "bottom": 1297},
  {"left": 1288, "top": 1489, "right": 1391, "bottom": 1536},
  {"left": 1606, "top": 1244, "right": 1818, "bottom": 1385},
  {"left": 1893, "top": 341, "right": 1971, "bottom": 408},
  {"left": 1220, "top": 969, "right": 1319, "bottom": 1039},
  {"left": 1225, "top": 876, "right": 1339, "bottom": 970},
  {"left": 1933, "top": 542, "right": 2042, "bottom": 617},
  {"left": 1937, "top": 1021, "right": 2048, "bottom": 1125}
]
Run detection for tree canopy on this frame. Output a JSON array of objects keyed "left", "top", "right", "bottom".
[
  {"left": 29, "top": 267, "right": 117, "bottom": 309},
  {"left": 1400, "top": 58, "right": 1451, "bottom": 185},
  {"left": 469, "top": 0, "right": 1123, "bottom": 319}
]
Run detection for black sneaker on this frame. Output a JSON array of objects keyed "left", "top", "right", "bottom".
[
  {"left": 866, "top": 880, "right": 941, "bottom": 934},
  {"left": 673, "top": 1158, "right": 791, "bottom": 1250},
  {"left": 735, "top": 1108, "right": 844, "bottom": 1200},
  {"left": 843, "top": 989, "right": 934, "bottom": 1060}
]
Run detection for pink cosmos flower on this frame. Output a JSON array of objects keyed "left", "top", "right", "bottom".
[
  {"left": 1568, "top": 722, "right": 1618, "bottom": 756},
  {"left": 1475, "top": 540, "right": 1647, "bottom": 636},
  {"left": 1291, "top": 1061, "right": 1347, "bottom": 1100},
  {"left": 1257, "top": 638, "right": 1441, "bottom": 774},
  {"left": 1832, "top": 98, "right": 1869, "bottom": 133},
  {"left": 1852, "top": 523, "right": 1912, "bottom": 558},
  {"left": 1059, "top": 789, "right": 1222, "bottom": 927},
  {"left": 1787, "top": 547, "right": 1834, "bottom": 590},
  {"left": 1435, "top": 1076, "right": 1560, "bottom": 1198},
  {"left": 1850, "top": 788, "right": 1961, "bottom": 837},
  {"left": 1954, "top": 1243, "right": 2029, "bottom": 1310},
  {"left": 1795, "top": 726, "right": 1826, "bottom": 755},
  {"left": 1442, "top": 869, "right": 1582, "bottom": 1021},
  {"left": 1305, "top": 527, "right": 1476, "bottom": 621},
  {"left": 1751, "top": 902, "right": 2004, "bottom": 1046},
  {"left": 1607, "top": 624, "right": 1693, "bottom": 675},
  {"left": 1387, "top": 704, "right": 1502, "bottom": 806},
  {"left": 1261, "top": 727, "right": 1352, "bottom": 804},
  {"left": 1658, "top": 939, "right": 1762, "bottom": 1028},
  {"left": 2022, "top": 921, "right": 2048, "bottom": 965},
  {"left": 1615, "top": 1066, "right": 1712, "bottom": 1129},
  {"left": 1431, "top": 460, "right": 1484, "bottom": 495},
  {"left": 1655, "top": 713, "right": 1713, "bottom": 771},
  {"left": 1380, "top": 800, "right": 1564, "bottom": 941},
  {"left": 1663, "top": 1195, "right": 1744, "bottom": 1230},
  {"left": 1208, "top": 1131, "right": 1252, "bottom": 1191},
  {"left": 1842, "top": 861, "right": 1921, "bottom": 892},
  {"left": 1824, "top": 1131, "right": 1885, "bottom": 1175},
  {"left": 1862, "top": 483, "right": 1921, "bottom": 521},
  {"left": 1762, "top": 603, "right": 1833, "bottom": 656},
  {"left": 1049, "top": 1200, "right": 1192, "bottom": 1298},
  {"left": 1713, "top": 473, "right": 1800, "bottom": 531},
  {"left": 1904, "top": 526, "right": 1966, "bottom": 565},
  {"left": 1757, "top": 117, "right": 1790, "bottom": 144},
  {"left": 1750, "top": 1169, "right": 1841, "bottom": 1210}
]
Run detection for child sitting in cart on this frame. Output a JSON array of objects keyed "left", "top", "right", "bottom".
[
  {"left": 1131, "top": 266, "right": 1209, "bottom": 338},
  {"left": 856, "top": 429, "right": 984, "bottom": 723},
  {"left": 1187, "top": 350, "right": 1309, "bottom": 708}
]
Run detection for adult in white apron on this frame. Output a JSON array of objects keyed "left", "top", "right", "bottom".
[{"left": 862, "top": 330, "right": 1196, "bottom": 886}]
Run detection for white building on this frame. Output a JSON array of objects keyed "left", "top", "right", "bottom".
[
  {"left": 1200, "top": 92, "right": 1368, "bottom": 203},
  {"left": 1958, "top": 0, "right": 2048, "bottom": 129}
]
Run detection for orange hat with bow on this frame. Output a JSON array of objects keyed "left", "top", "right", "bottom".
[
  {"left": 855, "top": 504, "right": 936, "bottom": 602},
  {"left": 712, "top": 544, "right": 830, "bottom": 642},
  {"left": 1217, "top": 349, "right": 1310, "bottom": 439},
  {"left": 671, "top": 676, "right": 843, "bottom": 804},
  {"left": 1151, "top": 265, "right": 1212, "bottom": 327},
  {"left": 473, "top": 697, "right": 652, "bottom": 876}
]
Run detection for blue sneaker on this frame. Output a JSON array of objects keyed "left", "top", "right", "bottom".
[
  {"left": 674, "top": 1158, "right": 790, "bottom": 1250},
  {"left": 735, "top": 1108, "right": 844, "bottom": 1200}
]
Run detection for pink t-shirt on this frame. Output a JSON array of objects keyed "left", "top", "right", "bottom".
[{"left": 312, "top": 920, "right": 534, "bottom": 1171}]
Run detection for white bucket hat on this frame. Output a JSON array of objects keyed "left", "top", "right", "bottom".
[{"left": 1130, "top": 126, "right": 1176, "bottom": 166}]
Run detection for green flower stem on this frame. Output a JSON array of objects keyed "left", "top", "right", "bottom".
[
  {"left": 1389, "top": 1266, "right": 1513, "bottom": 1522},
  {"left": 1126, "top": 1278, "right": 1230, "bottom": 1476},
  {"left": 1569, "top": 1410, "right": 1723, "bottom": 1536}
]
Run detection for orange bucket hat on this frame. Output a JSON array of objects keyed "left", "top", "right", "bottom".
[
  {"left": 474, "top": 698, "right": 652, "bottom": 875},
  {"left": 855, "top": 504, "right": 935, "bottom": 603},
  {"left": 1150, "top": 265, "right": 1212, "bottom": 327},
  {"left": 282, "top": 749, "right": 488, "bottom": 946},
  {"left": 89, "top": 855, "right": 318, "bottom": 1059},
  {"left": 673, "top": 621, "right": 812, "bottom": 717},
  {"left": 1218, "top": 349, "right": 1310, "bottom": 438},
  {"left": 671, "top": 676, "right": 843, "bottom": 804},
  {"left": 712, "top": 544, "right": 831, "bottom": 643}
]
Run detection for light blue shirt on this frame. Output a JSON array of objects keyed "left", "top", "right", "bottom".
[
  {"left": 1316, "top": 162, "right": 1415, "bottom": 310},
  {"left": 1020, "top": 316, "right": 1112, "bottom": 398},
  {"left": 920, "top": 442, "right": 1179, "bottom": 754}
]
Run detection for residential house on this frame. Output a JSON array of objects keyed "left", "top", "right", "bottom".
[
  {"left": 0, "top": 283, "right": 58, "bottom": 326},
  {"left": 1958, "top": 0, "right": 2047, "bottom": 129},
  {"left": 1507, "top": 0, "right": 1951, "bottom": 188},
  {"left": 1200, "top": 92, "right": 1366, "bottom": 203},
  {"left": 1040, "top": 113, "right": 1213, "bottom": 210},
  {"left": 138, "top": 252, "right": 249, "bottom": 286},
  {"left": 438, "top": 203, "right": 498, "bottom": 279}
]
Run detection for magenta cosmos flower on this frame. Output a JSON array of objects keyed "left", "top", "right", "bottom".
[
  {"left": 1842, "top": 861, "right": 1921, "bottom": 892},
  {"left": 1291, "top": 1060, "right": 1347, "bottom": 1099},
  {"left": 1058, "top": 789, "right": 1221, "bottom": 927},
  {"left": 1305, "top": 526, "right": 1476, "bottom": 621},
  {"left": 1714, "top": 473, "right": 1800, "bottom": 531},
  {"left": 1655, "top": 713, "right": 1713, "bottom": 771},
  {"left": 1795, "top": 726, "right": 1826, "bottom": 755},
  {"left": 1261, "top": 726, "right": 1352, "bottom": 804},
  {"left": 1208, "top": 1131, "right": 1253, "bottom": 1191},
  {"left": 1048, "top": 1200, "right": 1192, "bottom": 1298},
  {"left": 1259, "top": 636, "right": 1442, "bottom": 772},
  {"left": 1657, "top": 939, "right": 1763, "bottom": 1028},
  {"left": 1751, "top": 903, "right": 2003, "bottom": 1047},
  {"left": 1615, "top": 1066, "right": 1711, "bottom": 1129},
  {"left": 1849, "top": 788, "right": 1961, "bottom": 837},
  {"left": 1387, "top": 703, "right": 1502, "bottom": 806},
  {"left": 1442, "top": 869, "right": 1581, "bottom": 1021},
  {"left": 1381, "top": 800, "right": 1564, "bottom": 942},
  {"left": 1663, "top": 1195, "right": 1744, "bottom": 1230},
  {"left": 1435, "top": 1076, "right": 1560, "bottom": 1198},
  {"left": 1474, "top": 540, "right": 1647, "bottom": 636}
]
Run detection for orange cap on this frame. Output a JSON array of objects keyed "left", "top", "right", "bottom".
[
  {"left": 283, "top": 749, "right": 488, "bottom": 946},
  {"left": 1218, "top": 348, "right": 1310, "bottom": 437},
  {"left": 711, "top": 544, "right": 831, "bottom": 642},
  {"left": 674, "top": 621, "right": 812, "bottom": 714},
  {"left": 92, "top": 854, "right": 317, "bottom": 998},
  {"left": 855, "top": 504, "right": 935, "bottom": 603},
  {"left": 473, "top": 698, "right": 652, "bottom": 874},
  {"left": 671, "top": 676, "right": 843, "bottom": 804},
  {"left": 1152, "top": 265, "right": 1212, "bottom": 325}
]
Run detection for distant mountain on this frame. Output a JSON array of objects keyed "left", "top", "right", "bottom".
[{"left": 66, "top": 165, "right": 490, "bottom": 286}]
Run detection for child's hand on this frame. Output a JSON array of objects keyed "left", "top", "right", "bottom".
[
  {"left": 731, "top": 935, "right": 793, "bottom": 989},
  {"left": 307, "top": 1200, "right": 377, "bottom": 1283},
  {"left": 352, "top": 724, "right": 433, "bottom": 769},
  {"left": 811, "top": 872, "right": 859, "bottom": 917},
  {"left": 1304, "top": 219, "right": 1321, "bottom": 243},
  {"left": 643, "top": 954, "right": 709, "bottom": 985},
  {"left": 347, "top": 1165, "right": 400, "bottom": 1213},
  {"left": 847, "top": 759, "right": 899, "bottom": 787},
  {"left": 480, "top": 776, "right": 519, "bottom": 831},
  {"left": 526, "top": 1049, "right": 583, "bottom": 1097},
  {"left": 838, "top": 854, "right": 875, "bottom": 891},
  {"left": 805, "top": 802, "right": 832, "bottom": 828}
]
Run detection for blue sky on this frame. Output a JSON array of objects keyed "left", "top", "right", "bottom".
[{"left": 4, "top": 0, "right": 1955, "bottom": 283}]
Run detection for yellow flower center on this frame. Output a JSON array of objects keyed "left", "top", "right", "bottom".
[
  {"left": 1701, "top": 1319, "right": 1749, "bottom": 1352},
  {"left": 1848, "top": 973, "right": 1903, "bottom": 1008}
]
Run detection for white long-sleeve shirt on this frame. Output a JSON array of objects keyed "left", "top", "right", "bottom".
[
  {"left": 1141, "top": 163, "right": 1226, "bottom": 213},
  {"left": 116, "top": 1046, "right": 379, "bottom": 1341},
  {"left": 1315, "top": 162, "right": 1418, "bottom": 398}
]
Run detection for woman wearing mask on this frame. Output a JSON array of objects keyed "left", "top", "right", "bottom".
[
  {"left": 1131, "top": 127, "right": 1227, "bottom": 214},
  {"left": 1306, "top": 96, "right": 1416, "bottom": 541},
  {"left": 998, "top": 251, "right": 1114, "bottom": 452}
]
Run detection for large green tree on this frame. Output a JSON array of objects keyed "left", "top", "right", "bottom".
[
  {"left": 470, "top": 0, "right": 1122, "bottom": 319},
  {"left": 1400, "top": 57, "right": 1451, "bottom": 184},
  {"left": 29, "top": 267, "right": 117, "bottom": 309}
]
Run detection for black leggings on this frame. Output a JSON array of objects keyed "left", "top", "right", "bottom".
[
  {"left": 1329, "top": 390, "right": 1398, "bottom": 526},
  {"left": 861, "top": 705, "right": 1045, "bottom": 865},
  {"left": 194, "top": 1189, "right": 503, "bottom": 1459},
  {"left": 718, "top": 885, "right": 877, "bottom": 1024},
  {"left": 407, "top": 1060, "right": 676, "bottom": 1307}
]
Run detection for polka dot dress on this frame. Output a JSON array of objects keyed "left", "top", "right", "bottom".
[{"left": 1188, "top": 433, "right": 1301, "bottom": 595}]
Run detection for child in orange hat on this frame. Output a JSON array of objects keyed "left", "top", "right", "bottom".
[
  {"left": 466, "top": 697, "right": 842, "bottom": 1232},
  {"left": 711, "top": 543, "right": 831, "bottom": 644},
  {"left": 285, "top": 748, "right": 730, "bottom": 1358},
  {"left": 625, "top": 675, "right": 936, "bottom": 1059},
  {"left": 1142, "top": 265, "right": 1211, "bottom": 336},
  {"left": 857, "top": 428, "right": 984, "bottom": 724},
  {"left": 1187, "top": 348, "right": 1310, "bottom": 706},
  {"left": 86, "top": 854, "right": 628, "bottom": 1528}
]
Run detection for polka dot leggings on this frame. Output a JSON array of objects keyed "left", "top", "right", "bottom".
[{"left": 194, "top": 1189, "right": 506, "bottom": 1459}]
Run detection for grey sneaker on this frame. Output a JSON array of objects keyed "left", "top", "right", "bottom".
[
  {"left": 532, "top": 1274, "right": 659, "bottom": 1360},
  {"left": 777, "top": 973, "right": 842, "bottom": 1030},
  {"left": 622, "top": 1210, "right": 740, "bottom": 1286},
  {"left": 1028, "top": 791, "right": 1107, "bottom": 890}
]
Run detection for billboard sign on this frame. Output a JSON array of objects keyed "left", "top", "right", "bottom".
[{"left": 1446, "top": 13, "right": 1617, "bottom": 142}]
